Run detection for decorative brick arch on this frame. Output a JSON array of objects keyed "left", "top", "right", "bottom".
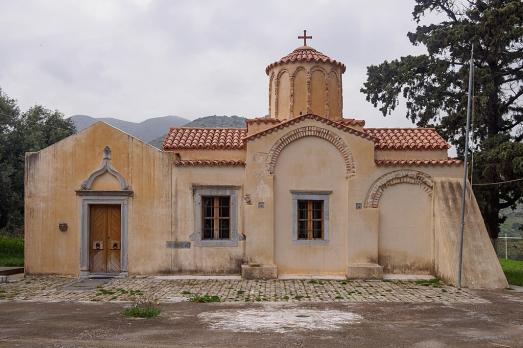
[
  {"left": 364, "top": 169, "right": 433, "bottom": 208},
  {"left": 266, "top": 126, "right": 356, "bottom": 176}
]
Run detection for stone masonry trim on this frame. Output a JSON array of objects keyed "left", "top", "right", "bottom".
[
  {"left": 266, "top": 125, "right": 356, "bottom": 176},
  {"left": 364, "top": 169, "right": 433, "bottom": 208}
]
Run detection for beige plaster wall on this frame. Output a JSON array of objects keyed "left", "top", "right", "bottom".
[
  {"left": 310, "top": 69, "right": 327, "bottom": 116},
  {"left": 274, "top": 137, "right": 348, "bottom": 275},
  {"left": 243, "top": 117, "right": 468, "bottom": 278},
  {"left": 268, "top": 62, "right": 344, "bottom": 120},
  {"left": 328, "top": 72, "right": 341, "bottom": 119},
  {"left": 26, "top": 117, "right": 504, "bottom": 287},
  {"left": 171, "top": 166, "right": 245, "bottom": 274},
  {"left": 277, "top": 71, "right": 291, "bottom": 118},
  {"left": 25, "top": 122, "right": 172, "bottom": 275},
  {"left": 244, "top": 118, "right": 378, "bottom": 273},
  {"left": 378, "top": 184, "right": 433, "bottom": 274},
  {"left": 433, "top": 179, "right": 507, "bottom": 288},
  {"left": 294, "top": 68, "right": 307, "bottom": 116},
  {"left": 175, "top": 149, "right": 246, "bottom": 161},
  {"left": 246, "top": 121, "right": 284, "bottom": 136}
]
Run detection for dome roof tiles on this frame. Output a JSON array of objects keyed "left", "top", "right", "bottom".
[{"left": 266, "top": 46, "right": 346, "bottom": 75}]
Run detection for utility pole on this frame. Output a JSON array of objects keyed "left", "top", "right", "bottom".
[{"left": 457, "top": 44, "right": 475, "bottom": 289}]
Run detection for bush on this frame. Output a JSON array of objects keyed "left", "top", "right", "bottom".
[
  {"left": 499, "top": 259, "right": 523, "bottom": 286},
  {"left": 0, "top": 234, "right": 24, "bottom": 267}
]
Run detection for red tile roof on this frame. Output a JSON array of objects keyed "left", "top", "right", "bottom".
[
  {"left": 174, "top": 159, "right": 245, "bottom": 167},
  {"left": 163, "top": 128, "right": 246, "bottom": 150},
  {"left": 338, "top": 118, "right": 366, "bottom": 127},
  {"left": 246, "top": 117, "right": 282, "bottom": 125},
  {"left": 244, "top": 114, "right": 375, "bottom": 142},
  {"left": 266, "top": 46, "right": 346, "bottom": 75},
  {"left": 365, "top": 128, "right": 450, "bottom": 150},
  {"left": 375, "top": 159, "right": 461, "bottom": 166},
  {"left": 163, "top": 117, "right": 450, "bottom": 153}
]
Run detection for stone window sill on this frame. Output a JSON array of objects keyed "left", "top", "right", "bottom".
[
  {"left": 194, "top": 239, "right": 239, "bottom": 248},
  {"left": 292, "top": 239, "right": 329, "bottom": 245}
]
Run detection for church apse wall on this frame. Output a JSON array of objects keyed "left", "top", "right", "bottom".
[{"left": 273, "top": 136, "right": 348, "bottom": 275}]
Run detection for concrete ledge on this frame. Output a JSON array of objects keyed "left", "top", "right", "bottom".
[
  {"left": 278, "top": 274, "right": 346, "bottom": 280},
  {"left": 347, "top": 263, "right": 383, "bottom": 280},
  {"left": 155, "top": 275, "right": 242, "bottom": 280},
  {"left": 241, "top": 264, "right": 278, "bottom": 280},
  {"left": 383, "top": 274, "right": 435, "bottom": 281},
  {"left": 0, "top": 267, "right": 24, "bottom": 276}
]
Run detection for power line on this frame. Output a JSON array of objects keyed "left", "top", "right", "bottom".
[{"left": 472, "top": 177, "right": 523, "bottom": 186}]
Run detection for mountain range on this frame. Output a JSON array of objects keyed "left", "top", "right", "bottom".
[
  {"left": 69, "top": 115, "right": 190, "bottom": 143},
  {"left": 68, "top": 114, "right": 247, "bottom": 149}
]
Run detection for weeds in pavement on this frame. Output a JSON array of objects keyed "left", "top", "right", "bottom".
[
  {"left": 190, "top": 294, "right": 221, "bottom": 303},
  {"left": 123, "top": 297, "right": 160, "bottom": 318},
  {"left": 414, "top": 278, "right": 442, "bottom": 287}
]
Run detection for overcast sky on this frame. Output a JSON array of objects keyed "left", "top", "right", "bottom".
[{"left": 0, "top": 0, "right": 431, "bottom": 127}]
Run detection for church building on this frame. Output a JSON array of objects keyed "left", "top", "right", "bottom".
[{"left": 24, "top": 35, "right": 507, "bottom": 289}]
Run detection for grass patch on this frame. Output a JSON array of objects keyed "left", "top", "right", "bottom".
[
  {"left": 0, "top": 234, "right": 24, "bottom": 267},
  {"left": 499, "top": 258, "right": 523, "bottom": 286},
  {"left": 123, "top": 301, "right": 160, "bottom": 318},
  {"left": 190, "top": 294, "right": 220, "bottom": 303},
  {"left": 308, "top": 279, "right": 325, "bottom": 285},
  {"left": 96, "top": 288, "right": 116, "bottom": 296},
  {"left": 95, "top": 288, "right": 142, "bottom": 298}
]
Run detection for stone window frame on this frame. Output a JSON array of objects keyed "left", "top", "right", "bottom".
[
  {"left": 78, "top": 195, "right": 129, "bottom": 278},
  {"left": 192, "top": 186, "right": 240, "bottom": 247},
  {"left": 76, "top": 146, "right": 131, "bottom": 278},
  {"left": 291, "top": 191, "right": 331, "bottom": 245}
]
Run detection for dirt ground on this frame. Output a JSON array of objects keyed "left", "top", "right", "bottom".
[{"left": 0, "top": 290, "right": 522, "bottom": 348}]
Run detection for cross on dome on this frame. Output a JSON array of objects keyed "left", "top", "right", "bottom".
[{"left": 298, "top": 30, "right": 312, "bottom": 46}]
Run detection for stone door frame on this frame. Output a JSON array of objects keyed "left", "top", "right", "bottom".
[{"left": 79, "top": 194, "right": 129, "bottom": 278}]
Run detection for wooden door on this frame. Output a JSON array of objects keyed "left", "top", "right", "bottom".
[{"left": 89, "top": 205, "right": 121, "bottom": 273}]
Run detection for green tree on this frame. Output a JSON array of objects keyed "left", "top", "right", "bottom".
[
  {"left": 0, "top": 90, "right": 19, "bottom": 231},
  {"left": 361, "top": 0, "right": 523, "bottom": 240},
  {"left": 0, "top": 88, "right": 75, "bottom": 233}
]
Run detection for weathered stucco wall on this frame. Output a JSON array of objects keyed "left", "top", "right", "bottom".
[
  {"left": 268, "top": 61, "right": 344, "bottom": 120},
  {"left": 171, "top": 166, "right": 245, "bottom": 274},
  {"left": 378, "top": 184, "right": 433, "bottom": 273},
  {"left": 433, "top": 178, "right": 507, "bottom": 289},
  {"left": 175, "top": 149, "right": 246, "bottom": 161},
  {"left": 274, "top": 137, "right": 348, "bottom": 275},
  {"left": 25, "top": 122, "right": 172, "bottom": 275},
  {"left": 243, "top": 117, "right": 467, "bottom": 277},
  {"left": 244, "top": 118, "right": 379, "bottom": 274},
  {"left": 25, "top": 118, "right": 506, "bottom": 288}
]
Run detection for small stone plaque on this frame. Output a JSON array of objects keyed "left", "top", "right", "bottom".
[
  {"left": 166, "top": 241, "right": 191, "bottom": 249},
  {"left": 258, "top": 202, "right": 265, "bottom": 208},
  {"left": 355, "top": 203, "right": 363, "bottom": 209}
]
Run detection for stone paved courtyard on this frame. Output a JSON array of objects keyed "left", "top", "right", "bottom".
[{"left": 0, "top": 276, "right": 488, "bottom": 304}]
